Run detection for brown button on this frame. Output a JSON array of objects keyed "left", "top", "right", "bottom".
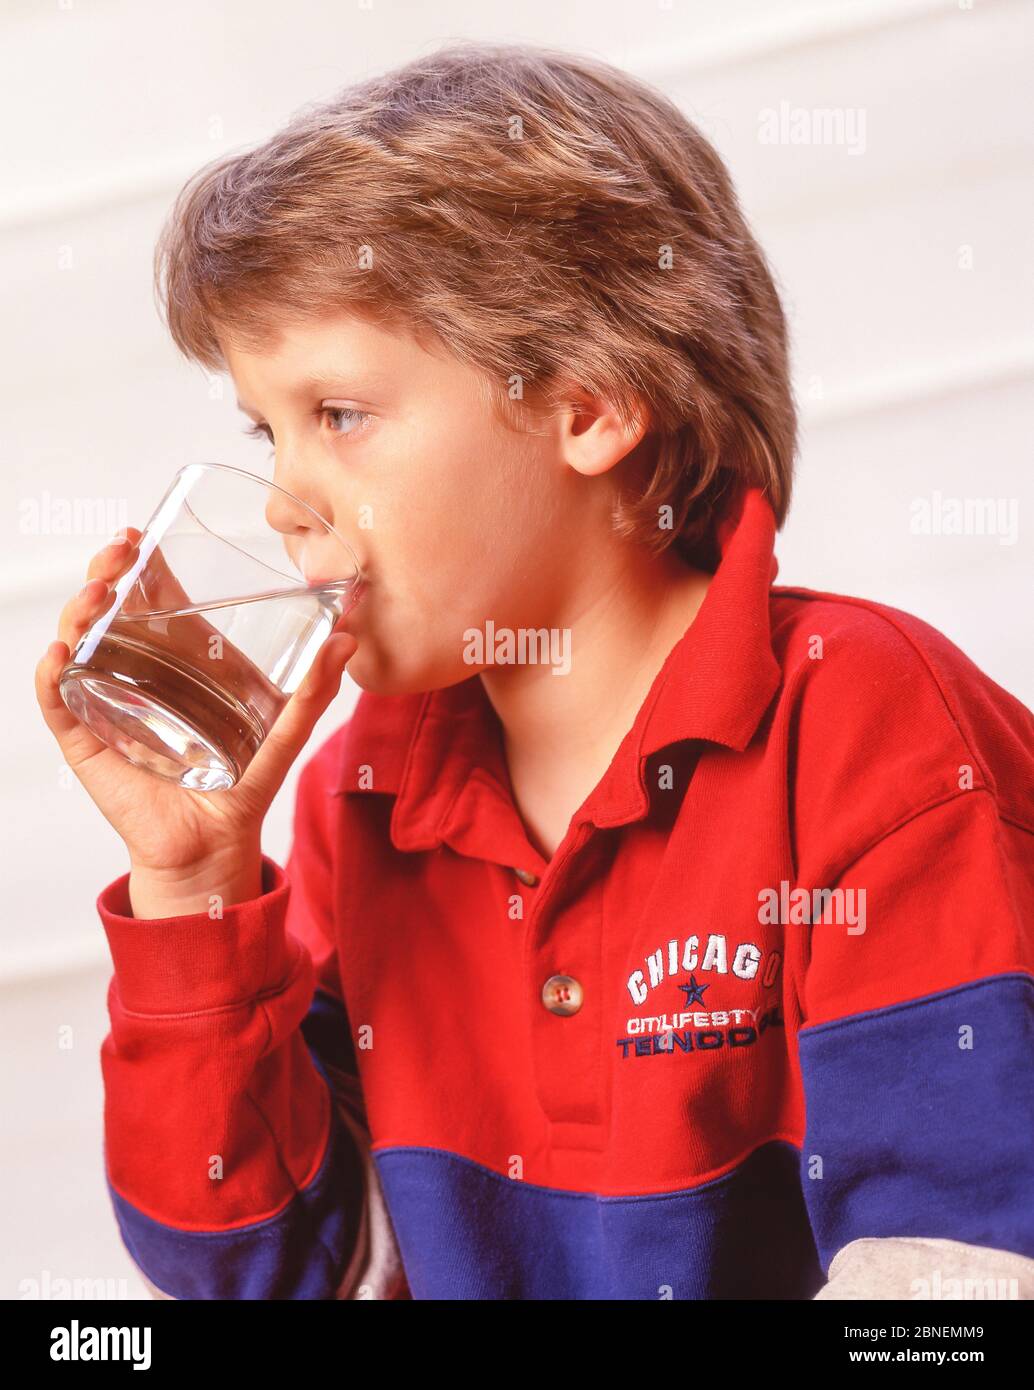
[
  {"left": 513, "top": 866, "right": 539, "bottom": 887},
  {"left": 542, "top": 974, "right": 583, "bottom": 1016}
]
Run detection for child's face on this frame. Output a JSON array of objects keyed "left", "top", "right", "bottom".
[{"left": 223, "top": 311, "right": 629, "bottom": 696}]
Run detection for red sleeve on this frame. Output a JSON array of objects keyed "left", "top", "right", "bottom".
[
  {"left": 791, "top": 790, "right": 1034, "bottom": 1281},
  {"left": 95, "top": 747, "right": 371, "bottom": 1299}
]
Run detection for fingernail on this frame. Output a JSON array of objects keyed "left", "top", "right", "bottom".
[{"left": 109, "top": 534, "right": 129, "bottom": 548}]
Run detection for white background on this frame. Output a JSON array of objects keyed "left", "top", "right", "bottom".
[{"left": 2, "top": 0, "right": 1031, "bottom": 1299}]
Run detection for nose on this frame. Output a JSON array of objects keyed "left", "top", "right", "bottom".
[
  {"left": 262, "top": 442, "right": 361, "bottom": 583},
  {"left": 263, "top": 486, "right": 323, "bottom": 580},
  {"left": 263, "top": 472, "right": 361, "bottom": 587},
  {"left": 264, "top": 441, "right": 336, "bottom": 539},
  {"left": 264, "top": 487, "right": 314, "bottom": 539}
]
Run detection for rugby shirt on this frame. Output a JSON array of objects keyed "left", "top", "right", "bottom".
[{"left": 95, "top": 485, "right": 1034, "bottom": 1299}]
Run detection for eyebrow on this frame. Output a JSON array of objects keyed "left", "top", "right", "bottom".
[{"left": 236, "top": 370, "right": 387, "bottom": 418}]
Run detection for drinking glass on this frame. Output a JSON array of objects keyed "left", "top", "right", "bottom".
[{"left": 59, "top": 462, "right": 364, "bottom": 792}]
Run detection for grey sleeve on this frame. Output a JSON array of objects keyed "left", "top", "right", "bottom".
[{"left": 813, "top": 1236, "right": 1034, "bottom": 1300}]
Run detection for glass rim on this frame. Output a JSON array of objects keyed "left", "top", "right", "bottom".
[{"left": 173, "top": 461, "right": 362, "bottom": 584}]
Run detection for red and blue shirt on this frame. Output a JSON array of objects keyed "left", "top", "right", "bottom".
[{"left": 95, "top": 486, "right": 1034, "bottom": 1299}]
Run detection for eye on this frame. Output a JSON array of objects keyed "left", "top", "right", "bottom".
[
  {"left": 241, "top": 407, "right": 371, "bottom": 448},
  {"left": 322, "top": 405, "right": 370, "bottom": 437}
]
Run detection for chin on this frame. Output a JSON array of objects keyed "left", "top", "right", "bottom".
[
  {"left": 343, "top": 648, "right": 422, "bottom": 698},
  {"left": 344, "top": 646, "right": 478, "bottom": 699}
]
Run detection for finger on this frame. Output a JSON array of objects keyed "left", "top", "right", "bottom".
[
  {"left": 120, "top": 540, "right": 234, "bottom": 673},
  {"left": 57, "top": 577, "right": 119, "bottom": 653},
  {"left": 56, "top": 529, "right": 143, "bottom": 652},
  {"left": 86, "top": 526, "right": 143, "bottom": 583},
  {"left": 130, "top": 539, "right": 196, "bottom": 617},
  {"left": 125, "top": 553, "right": 244, "bottom": 677},
  {"left": 233, "top": 633, "right": 358, "bottom": 810},
  {"left": 34, "top": 638, "right": 110, "bottom": 760}
]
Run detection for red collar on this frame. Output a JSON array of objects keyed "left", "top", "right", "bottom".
[{"left": 334, "top": 486, "right": 781, "bottom": 867}]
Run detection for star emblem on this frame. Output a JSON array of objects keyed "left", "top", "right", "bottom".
[{"left": 678, "top": 975, "right": 710, "bottom": 1007}]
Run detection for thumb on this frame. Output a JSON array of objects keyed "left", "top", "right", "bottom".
[{"left": 234, "top": 632, "right": 358, "bottom": 809}]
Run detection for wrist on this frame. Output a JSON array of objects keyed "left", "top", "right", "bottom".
[
  {"left": 98, "top": 856, "right": 293, "bottom": 1012},
  {"left": 128, "top": 847, "right": 264, "bottom": 920}
]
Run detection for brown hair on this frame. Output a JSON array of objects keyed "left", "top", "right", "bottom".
[{"left": 154, "top": 40, "right": 796, "bottom": 564}]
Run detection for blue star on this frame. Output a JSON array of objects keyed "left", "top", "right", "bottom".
[{"left": 679, "top": 975, "right": 709, "bottom": 1007}]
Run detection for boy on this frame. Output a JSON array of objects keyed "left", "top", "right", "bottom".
[{"left": 37, "top": 41, "right": 1034, "bottom": 1299}]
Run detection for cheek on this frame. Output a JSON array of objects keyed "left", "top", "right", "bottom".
[
  {"left": 359, "top": 425, "right": 557, "bottom": 621},
  {"left": 372, "top": 471, "right": 509, "bottom": 593},
  {"left": 441, "top": 450, "right": 550, "bottom": 574}
]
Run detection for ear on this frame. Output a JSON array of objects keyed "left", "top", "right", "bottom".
[{"left": 557, "top": 389, "right": 650, "bottom": 479}]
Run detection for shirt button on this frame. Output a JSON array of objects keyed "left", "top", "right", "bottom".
[
  {"left": 513, "top": 866, "right": 539, "bottom": 886},
  {"left": 542, "top": 974, "right": 583, "bottom": 1016}
]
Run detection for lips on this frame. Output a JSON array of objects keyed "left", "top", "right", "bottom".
[
  {"left": 333, "top": 578, "right": 367, "bottom": 624},
  {"left": 305, "top": 573, "right": 367, "bottom": 594}
]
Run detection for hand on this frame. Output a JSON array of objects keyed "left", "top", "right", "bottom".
[{"left": 35, "top": 527, "right": 359, "bottom": 882}]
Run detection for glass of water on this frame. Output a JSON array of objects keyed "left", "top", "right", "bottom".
[{"left": 58, "top": 462, "right": 364, "bottom": 792}]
